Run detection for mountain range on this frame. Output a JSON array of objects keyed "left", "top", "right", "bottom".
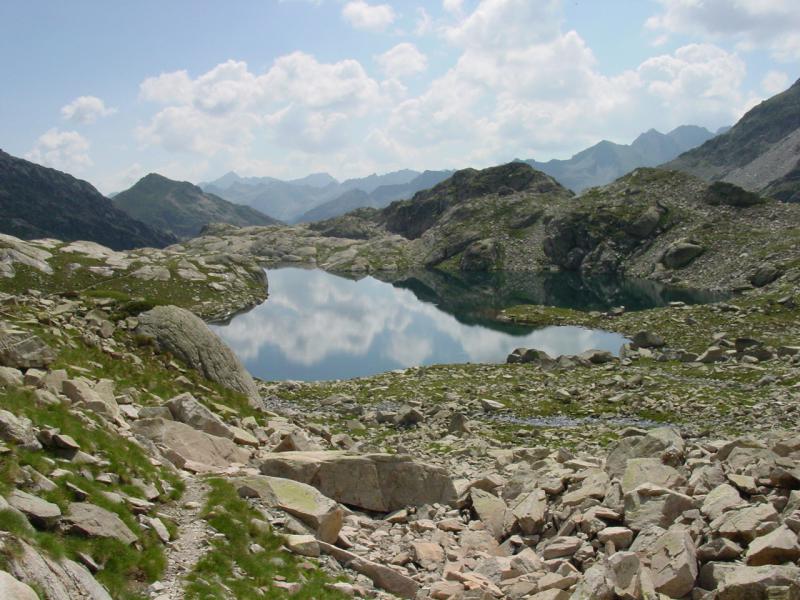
[
  {"left": 201, "top": 125, "right": 715, "bottom": 223},
  {"left": 0, "top": 150, "right": 175, "bottom": 250},
  {"left": 524, "top": 125, "right": 718, "bottom": 193},
  {"left": 295, "top": 170, "right": 455, "bottom": 223},
  {"left": 113, "top": 173, "right": 279, "bottom": 240},
  {"left": 202, "top": 168, "right": 454, "bottom": 224},
  {"left": 667, "top": 77, "right": 800, "bottom": 202}
]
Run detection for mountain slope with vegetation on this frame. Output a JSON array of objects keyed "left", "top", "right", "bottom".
[
  {"left": 667, "top": 78, "right": 800, "bottom": 201},
  {"left": 0, "top": 150, "right": 175, "bottom": 250},
  {"left": 113, "top": 173, "right": 279, "bottom": 240}
]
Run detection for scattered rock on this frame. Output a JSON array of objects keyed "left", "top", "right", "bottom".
[
  {"left": 0, "top": 326, "right": 55, "bottom": 368},
  {"left": 63, "top": 502, "right": 138, "bottom": 545}
]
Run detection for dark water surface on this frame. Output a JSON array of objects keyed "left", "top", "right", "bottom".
[{"left": 212, "top": 268, "right": 722, "bottom": 382}]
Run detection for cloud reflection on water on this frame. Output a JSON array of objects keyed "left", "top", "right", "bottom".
[{"left": 212, "top": 268, "right": 627, "bottom": 381}]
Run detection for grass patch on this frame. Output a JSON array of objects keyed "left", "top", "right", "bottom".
[
  {"left": 184, "top": 478, "right": 347, "bottom": 600},
  {"left": 0, "top": 387, "right": 180, "bottom": 599}
]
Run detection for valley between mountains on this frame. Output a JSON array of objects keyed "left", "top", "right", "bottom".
[{"left": 2, "top": 80, "right": 800, "bottom": 600}]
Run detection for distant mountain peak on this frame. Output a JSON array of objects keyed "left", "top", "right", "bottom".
[
  {"left": 113, "top": 173, "right": 279, "bottom": 239},
  {"left": 288, "top": 172, "right": 338, "bottom": 188},
  {"left": 524, "top": 125, "right": 716, "bottom": 193}
]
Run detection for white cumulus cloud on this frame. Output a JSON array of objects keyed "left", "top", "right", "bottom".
[
  {"left": 26, "top": 128, "right": 92, "bottom": 172},
  {"left": 443, "top": 0, "right": 464, "bottom": 14},
  {"left": 60, "top": 96, "right": 116, "bottom": 124},
  {"left": 130, "top": 0, "right": 771, "bottom": 182},
  {"left": 762, "top": 70, "right": 790, "bottom": 96},
  {"left": 371, "top": 0, "right": 751, "bottom": 170},
  {"left": 342, "top": 1, "right": 396, "bottom": 32},
  {"left": 137, "top": 53, "right": 386, "bottom": 159},
  {"left": 647, "top": 0, "right": 800, "bottom": 61},
  {"left": 376, "top": 43, "right": 428, "bottom": 78}
]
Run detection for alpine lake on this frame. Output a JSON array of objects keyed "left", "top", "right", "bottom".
[{"left": 211, "top": 267, "right": 725, "bottom": 382}]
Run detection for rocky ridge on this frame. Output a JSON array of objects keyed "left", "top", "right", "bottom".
[
  {"left": 0, "top": 149, "right": 175, "bottom": 250},
  {"left": 171, "top": 165, "right": 800, "bottom": 294},
  {"left": 667, "top": 77, "right": 800, "bottom": 203},
  {"left": 0, "top": 233, "right": 267, "bottom": 321}
]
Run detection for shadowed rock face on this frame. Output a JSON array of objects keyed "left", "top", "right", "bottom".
[
  {"left": 135, "top": 305, "right": 260, "bottom": 405},
  {"left": 0, "top": 149, "right": 175, "bottom": 250}
]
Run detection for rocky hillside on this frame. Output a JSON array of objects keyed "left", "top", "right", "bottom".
[
  {"left": 2, "top": 224, "right": 800, "bottom": 597},
  {"left": 0, "top": 150, "right": 175, "bottom": 250},
  {"left": 667, "top": 78, "right": 800, "bottom": 202},
  {"left": 526, "top": 125, "right": 716, "bottom": 193},
  {"left": 198, "top": 163, "right": 794, "bottom": 292},
  {"left": 0, "top": 234, "right": 267, "bottom": 321},
  {"left": 113, "top": 173, "right": 280, "bottom": 240}
]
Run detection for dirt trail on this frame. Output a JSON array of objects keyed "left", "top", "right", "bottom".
[{"left": 153, "top": 475, "right": 209, "bottom": 599}]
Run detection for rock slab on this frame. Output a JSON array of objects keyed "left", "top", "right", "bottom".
[{"left": 135, "top": 306, "right": 260, "bottom": 405}]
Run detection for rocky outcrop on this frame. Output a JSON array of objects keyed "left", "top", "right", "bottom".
[
  {"left": 4, "top": 537, "right": 112, "bottom": 600},
  {"left": 542, "top": 201, "right": 667, "bottom": 277},
  {"left": 135, "top": 306, "right": 260, "bottom": 406},
  {"left": 0, "top": 324, "right": 55, "bottom": 369},
  {"left": 459, "top": 238, "right": 502, "bottom": 271},
  {"left": 131, "top": 418, "right": 250, "bottom": 472},
  {"left": 259, "top": 451, "right": 458, "bottom": 512},
  {"left": 381, "top": 163, "right": 567, "bottom": 240}
]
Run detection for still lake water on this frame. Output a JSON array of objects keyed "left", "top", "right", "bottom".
[{"left": 212, "top": 268, "right": 723, "bottom": 382}]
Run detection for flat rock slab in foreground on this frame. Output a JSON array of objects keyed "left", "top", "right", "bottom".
[
  {"left": 132, "top": 418, "right": 250, "bottom": 472},
  {"left": 135, "top": 305, "right": 260, "bottom": 405},
  {"left": 259, "top": 451, "right": 458, "bottom": 512},
  {"left": 63, "top": 502, "right": 138, "bottom": 545},
  {"left": 234, "top": 475, "right": 344, "bottom": 543}
]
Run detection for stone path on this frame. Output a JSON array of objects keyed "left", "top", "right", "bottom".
[{"left": 152, "top": 475, "right": 209, "bottom": 600}]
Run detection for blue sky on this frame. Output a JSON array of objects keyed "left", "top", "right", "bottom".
[{"left": 1, "top": 0, "right": 798, "bottom": 193}]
